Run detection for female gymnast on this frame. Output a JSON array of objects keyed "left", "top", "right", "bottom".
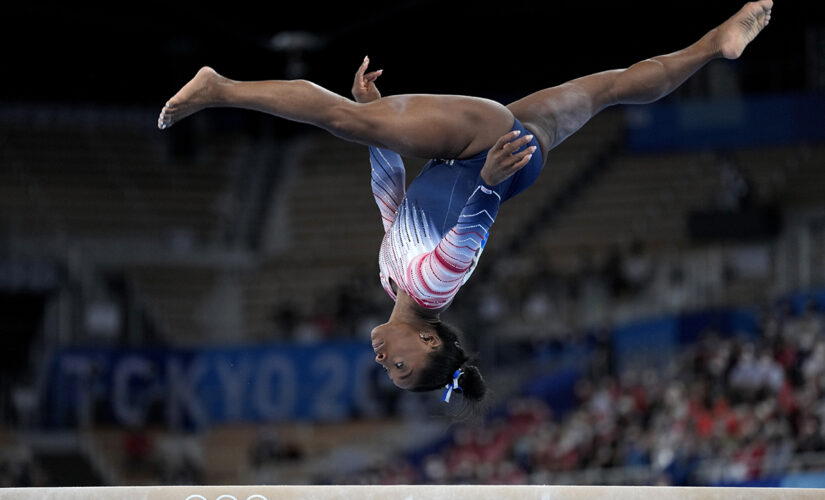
[{"left": 158, "top": 1, "right": 773, "bottom": 404}]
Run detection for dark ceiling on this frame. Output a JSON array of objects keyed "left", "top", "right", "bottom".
[{"left": 3, "top": 1, "right": 823, "bottom": 108}]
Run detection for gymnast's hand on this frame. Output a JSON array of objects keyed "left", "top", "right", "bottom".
[
  {"left": 480, "top": 130, "right": 537, "bottom": 186},
  {"left": 352, "top": 56, "right": 383, "bottom": 103}
]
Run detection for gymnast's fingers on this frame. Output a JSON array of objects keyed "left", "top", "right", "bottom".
[
  {"left": 352, "top": 57, "right": 371, "bottom": 99},
  {"left": 364, "top": 69, "right": 383, "bottom": 82},
  {"left": 354, "top": 56, "right": 370, "bottom": 86},
  {"left": 510, "top": 134, "right": 533, "bottom": 151},
  {"left": 502, "top": 134, "right": 534, "bottom": 155},
  {"left": 509, "top": 146, "right": 536, "bottom": 171},
  {"left": 359, "top": 56, "right": 370, "bottom": 74},
  {"left": 491, "top": 130, "right": 522, "bottom": 153}
]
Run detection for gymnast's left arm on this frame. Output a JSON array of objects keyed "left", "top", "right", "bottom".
[
  {"left": 354, "top": 57, "right": 404, "bottom": 232},
  {"left": 352, "top": 56, "right": 383, "bottom": 104},
  {"left": 370, "top": 147, "right": 406, "bottom": 232}
]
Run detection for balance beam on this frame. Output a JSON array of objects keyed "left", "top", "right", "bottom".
[{"left": 0, "top": 486, "right": 822, "bottom": 500}]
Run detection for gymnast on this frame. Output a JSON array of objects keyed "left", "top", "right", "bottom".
[{"left": 158, "top": 1, "right": 773, "bottom": 404}]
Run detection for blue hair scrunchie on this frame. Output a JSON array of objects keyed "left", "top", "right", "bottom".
[{"left": 441, "top": 368, "right": 463, "bottom": 403}]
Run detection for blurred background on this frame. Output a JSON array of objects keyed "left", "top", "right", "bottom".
[{"left": 2, "top": 0, "right": 825, "bottom": 488}]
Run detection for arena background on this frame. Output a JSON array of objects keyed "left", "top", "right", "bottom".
[{"left": 2, "top": 0, "right": 825, "bottom": 489}]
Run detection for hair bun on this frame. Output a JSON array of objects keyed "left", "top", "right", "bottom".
[{"left": 459, "top": 365, "right": 486, "bottom": 401}]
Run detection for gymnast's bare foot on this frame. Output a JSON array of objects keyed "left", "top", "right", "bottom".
[
  {"left": 158, "top": 66, "right": 227, "bottom": 129},
  {"left": 715, "top": 0, "right": 773, "bottom": 60}
]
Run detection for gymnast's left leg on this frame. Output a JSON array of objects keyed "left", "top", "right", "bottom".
[
  {"left": 157, "top": 68, "right": 514, "bottom": 160},
  {"left": 507, "top": 0, "right": 773, "bottom": 159}
]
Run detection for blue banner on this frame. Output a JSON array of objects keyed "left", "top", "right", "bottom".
[
  {"left": 611, "top": 308, "right": 761, "bottom": 374},
  {"left": 625, "top": 93, "right": 825, "bottom": 151},
  {"left": 44, "top": 342, "right": 384, "bottom": 428},
  {"left": 612, "top": 315, "right": 678, "bottom": 374}
]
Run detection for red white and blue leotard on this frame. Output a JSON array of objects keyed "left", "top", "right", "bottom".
[{"left": 371, "top": 118, "right": 543, "bottom": 309}]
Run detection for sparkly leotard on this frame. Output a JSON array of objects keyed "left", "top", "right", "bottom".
[{"left": 371, "top": 118, "right": 543, "bottom": 309}]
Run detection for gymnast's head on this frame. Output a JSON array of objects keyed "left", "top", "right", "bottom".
[{"left": 371, "top": 319, "right": 487, "bottom": 402}]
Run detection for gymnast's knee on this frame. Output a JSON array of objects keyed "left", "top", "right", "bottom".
[{"left": 325, "top": 101, "right": 379, "bottom": 144}]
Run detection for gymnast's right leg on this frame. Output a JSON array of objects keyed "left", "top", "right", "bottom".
[
  {"left": 157, "top": 68, "right": 514, "bottom": 160},
  {"left": 507, "top": 0, "right": 773, "bottom": 159}
]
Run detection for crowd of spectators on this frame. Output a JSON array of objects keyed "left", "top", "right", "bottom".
[
  {"left": 2, "top": 294, "right": 823, "bottom": 487},
  {"left": 324, "top": 299, "right": 825, "bottom": 485}
]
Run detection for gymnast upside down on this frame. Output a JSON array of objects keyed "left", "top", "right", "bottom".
[{"left": 158, "top": 1, "right": 773, "bottom": 404}]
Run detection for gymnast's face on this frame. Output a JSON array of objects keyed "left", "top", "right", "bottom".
[{"left": 371, "top": 322, "right": 442, "bottom": 389}]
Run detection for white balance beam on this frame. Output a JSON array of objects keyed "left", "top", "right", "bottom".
[{"left": 0, "top": 486, "right": 822, "bottom": 500}]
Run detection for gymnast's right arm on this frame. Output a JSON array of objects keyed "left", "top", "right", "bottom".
[
  {"left": 480, "top": 130, "right": 537, "bottom": 186},
  {"left": 405, "top": 131, "right": 536, "bottom": 309}
]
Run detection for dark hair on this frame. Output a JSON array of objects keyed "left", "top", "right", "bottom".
[{"left": 409, "top": 320, "right": 487, "bottom": 402}]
